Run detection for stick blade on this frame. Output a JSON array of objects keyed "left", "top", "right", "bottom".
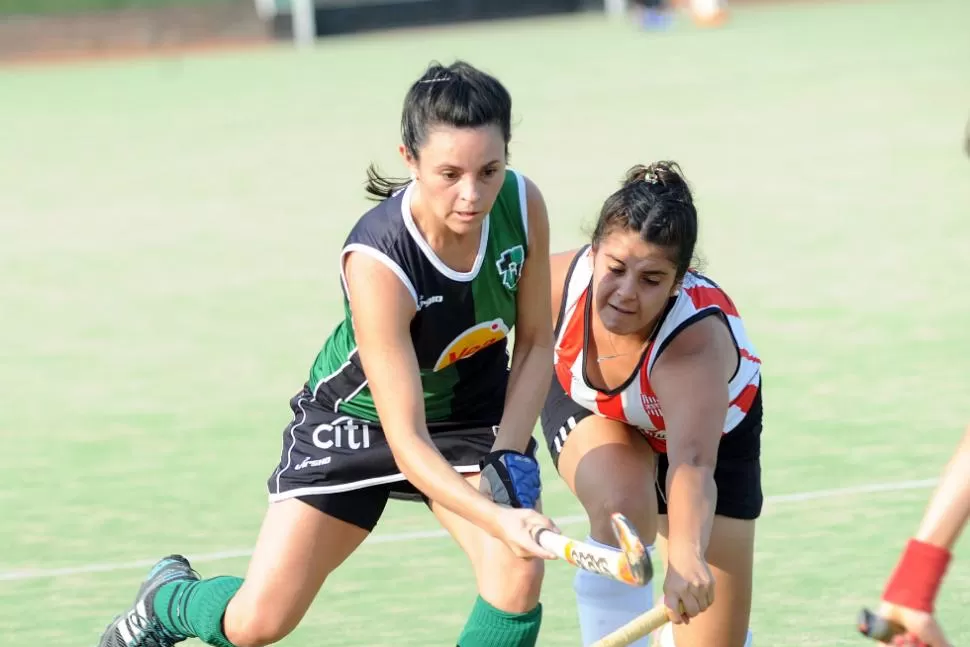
[{"left": 610, "top": 512, "right": 652, "bottom": 586}]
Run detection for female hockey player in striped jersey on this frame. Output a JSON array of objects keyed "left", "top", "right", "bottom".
[
  {"left": 540, "top": 161, "right": 763, "bottom": 647},
  {"left": 97, "top": 60, "right": 560, "bottom": 647}
]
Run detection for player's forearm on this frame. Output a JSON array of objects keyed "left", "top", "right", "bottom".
[
  {"left": 879, "top": 426, "right": 970, "bottom": 612},
  {"left": 665, "top": 461, "right": 717, "bottom": 558},
  {"left": 493, "top": 341, "right": 553, "bottom": 453},
  {"left": 914, "top": 424, "right": 970, "bottom": 551},
  {"left": 390, "top": 430, "right": 498, "bottom": 533}
]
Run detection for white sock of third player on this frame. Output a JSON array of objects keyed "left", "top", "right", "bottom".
[{"left": 573, "top": 536, "right": 654, "bottom": 646}]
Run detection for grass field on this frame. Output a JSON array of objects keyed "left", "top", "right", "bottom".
[{"left": 2, "top": 0, "right": 969, "bottom": 644}]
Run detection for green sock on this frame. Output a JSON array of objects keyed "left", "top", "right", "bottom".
[
  {"left": 152, "top": 576, "right": 243, "bottom": 647},
  {"left": 457, "top": 595, "right": 542, "bottom": 647}
]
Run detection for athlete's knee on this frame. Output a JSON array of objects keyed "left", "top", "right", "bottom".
[
  {"left": 224, "top": 587, "right": 310, "bottom": 647},
  {"left": 479, "top": 552, "right": 545, "bottom": 612},
  {"left": 582, "top": 485, "right": 657, "bottom": 546},
  {"left": 225, "top": 612, "right": 300, "bottom": 647}
]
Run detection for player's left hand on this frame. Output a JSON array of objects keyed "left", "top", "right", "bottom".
[
  {"left": 479, "top": 449, "right": 541, "bottom": 509},
  {"left": 873, "top": 602, "right": 949, "bottom": 647},
  {"left": 663, "top": 547, "right": 715, "bottom": 625}
]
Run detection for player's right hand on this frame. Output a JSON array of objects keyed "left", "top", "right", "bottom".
[
  {"left": 663, "top": 547, "right": 715, "bottom": 625},
  {"left": 492, "top": 507, "right": 560, "bottom": 560},
  {"left": 874, "top": 602, "right": 950, "bottom": 647}
]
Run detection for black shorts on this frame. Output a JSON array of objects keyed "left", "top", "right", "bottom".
[
  {"left": 540, "top": 376, "right": 764, "bottom": 520},
  {"left": 267, "top": 387, "right": 528, "bottom": 531}
]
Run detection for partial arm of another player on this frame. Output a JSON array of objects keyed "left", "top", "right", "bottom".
[
  {"left": 911, "top": 423, "right": 970, "bottom": 551},
  {"left": 650, "top": 315, "right": 737, "bottom": 623},
  {"left": 344, "top": 251, "right": 557, "bottom": 559},
  {"left": 873, "top": 423, "right": 970, "bottom": 646}
]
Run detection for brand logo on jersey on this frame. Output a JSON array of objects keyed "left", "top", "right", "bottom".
[
  {"left": 496, "top": 245, "right": 525, "bottom": 290},
  {"left": 641, "top": 394, "right": 662, "bottom": 417},
  {"left": 418, "top": 294, "right": 443, "bottom": 310},
  {"left": 434, "top": 319, "right": 510, "bottom": 371},
  {"left": 294, "top": 456, "right": 332, "bottom": 470},
  {"left": 311, "top": 417, "right": 371, "bottom": 450}
]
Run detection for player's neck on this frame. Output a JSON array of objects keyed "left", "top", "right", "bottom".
[{"left": 410, "top": 195, "right": 482, "bottom": 271}]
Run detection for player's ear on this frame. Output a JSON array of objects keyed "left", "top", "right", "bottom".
[{"left": 399, "top": 144, "right": 418, "bottom": 180}]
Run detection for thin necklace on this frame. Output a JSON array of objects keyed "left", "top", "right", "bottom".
[{"left": 596, "top": 316, "right": 662, "bottom": 363}]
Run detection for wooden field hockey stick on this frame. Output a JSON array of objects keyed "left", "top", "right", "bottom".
[
  {"left": 590, "top": 603, "right": 671, "bottom": 647},
  {"left": 857, "top": 608, "right": 909, "bottom": 643},
  {"left": 531, "top": 513, "right": 652, "bottom": 587}
]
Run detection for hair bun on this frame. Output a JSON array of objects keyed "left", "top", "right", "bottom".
[
  {"left": 622, "top": 164, "right": 652, "bottom": 187},
  {"left": 622, "top": 161, "right": 689, "bottom": 193}
]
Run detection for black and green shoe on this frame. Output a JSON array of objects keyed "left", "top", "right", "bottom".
[{"left": 97, "top": 555, "right": 200, "bottom": 647}]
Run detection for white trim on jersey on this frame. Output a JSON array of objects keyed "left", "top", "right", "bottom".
[
  {"left": 400, "top": 182, "right": 490, "bottom": 282},
  {"left": 340, "top": 243, "right": 419, "bottom": 307},
  {"left": 274, "top": 394, "right": 311, "bottom": 494},
  {"left": 333, "top": 379, "right": 370, "bottom": 414},
  {"left": 510, "top": 168, "right": 529, "bottom": 242},
  {"left": 311, "top": 345, "right": 370, "bottom": 414},
  {"left": 313, "top": 347, "right": 360, "bottom": 398},
  {"left": 269, "top": 464, "right": 483, "bottom": 498}
]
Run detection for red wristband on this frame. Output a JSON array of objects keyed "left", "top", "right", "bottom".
[{"left": 882, "top": 539, "right": 952, "bottom": 613}]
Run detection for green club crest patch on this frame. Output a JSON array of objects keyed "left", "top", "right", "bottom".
[{"left": 496, "top": 245, "right": 525, "bottom": 290}]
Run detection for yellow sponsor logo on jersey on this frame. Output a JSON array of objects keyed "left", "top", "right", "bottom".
[{"left": 434, "top": 319, "right": 510, "bottom": 371}]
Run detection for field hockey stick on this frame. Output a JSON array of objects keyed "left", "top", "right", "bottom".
[
  {"left": 590, "top": 603, "right": 671, "bottom": 647},
  {"left": 857, "top": 608, "right": 908, "bottom": 643},
  {"left": 531, "top": 512, "right": 652, "bottom": 587}
]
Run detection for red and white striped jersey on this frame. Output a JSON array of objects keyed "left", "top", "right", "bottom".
[{"left": 553, "top": 246, "right": 762, "bottom": 453}]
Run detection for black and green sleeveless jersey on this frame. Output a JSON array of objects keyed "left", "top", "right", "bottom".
[{"left": 307, "top": 169, "right": 530, "bottom": 424}]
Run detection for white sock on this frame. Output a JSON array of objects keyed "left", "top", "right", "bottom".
[
  {"left": 657, "top": 623, "right": 754, "bottom": 646},
  {"left": 573, "top": 536, "right": 654, "bottom": 647}
]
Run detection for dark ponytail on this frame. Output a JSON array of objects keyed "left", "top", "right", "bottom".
[{"left": 364, "top": 60, "right": 513, "bottom": 201}]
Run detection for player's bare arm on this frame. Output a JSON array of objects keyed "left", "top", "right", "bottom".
[
  {"left": 650, "top": 314, "right": 735, "bottom": 620},
  {"left": 860, "top": 423, "right": 970, "bottom": 646},
  {"left": 913, "top": 423, "right": 970, "bottom": 551},
  {"left": 345, "top": 249, "right": 558, "bottom": 562},
  {"left": 493, "top": 177, "right": 554, "bottom": 454},
  {"left": 344, "top": 250, "right": 499, "bottom": 532}
]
